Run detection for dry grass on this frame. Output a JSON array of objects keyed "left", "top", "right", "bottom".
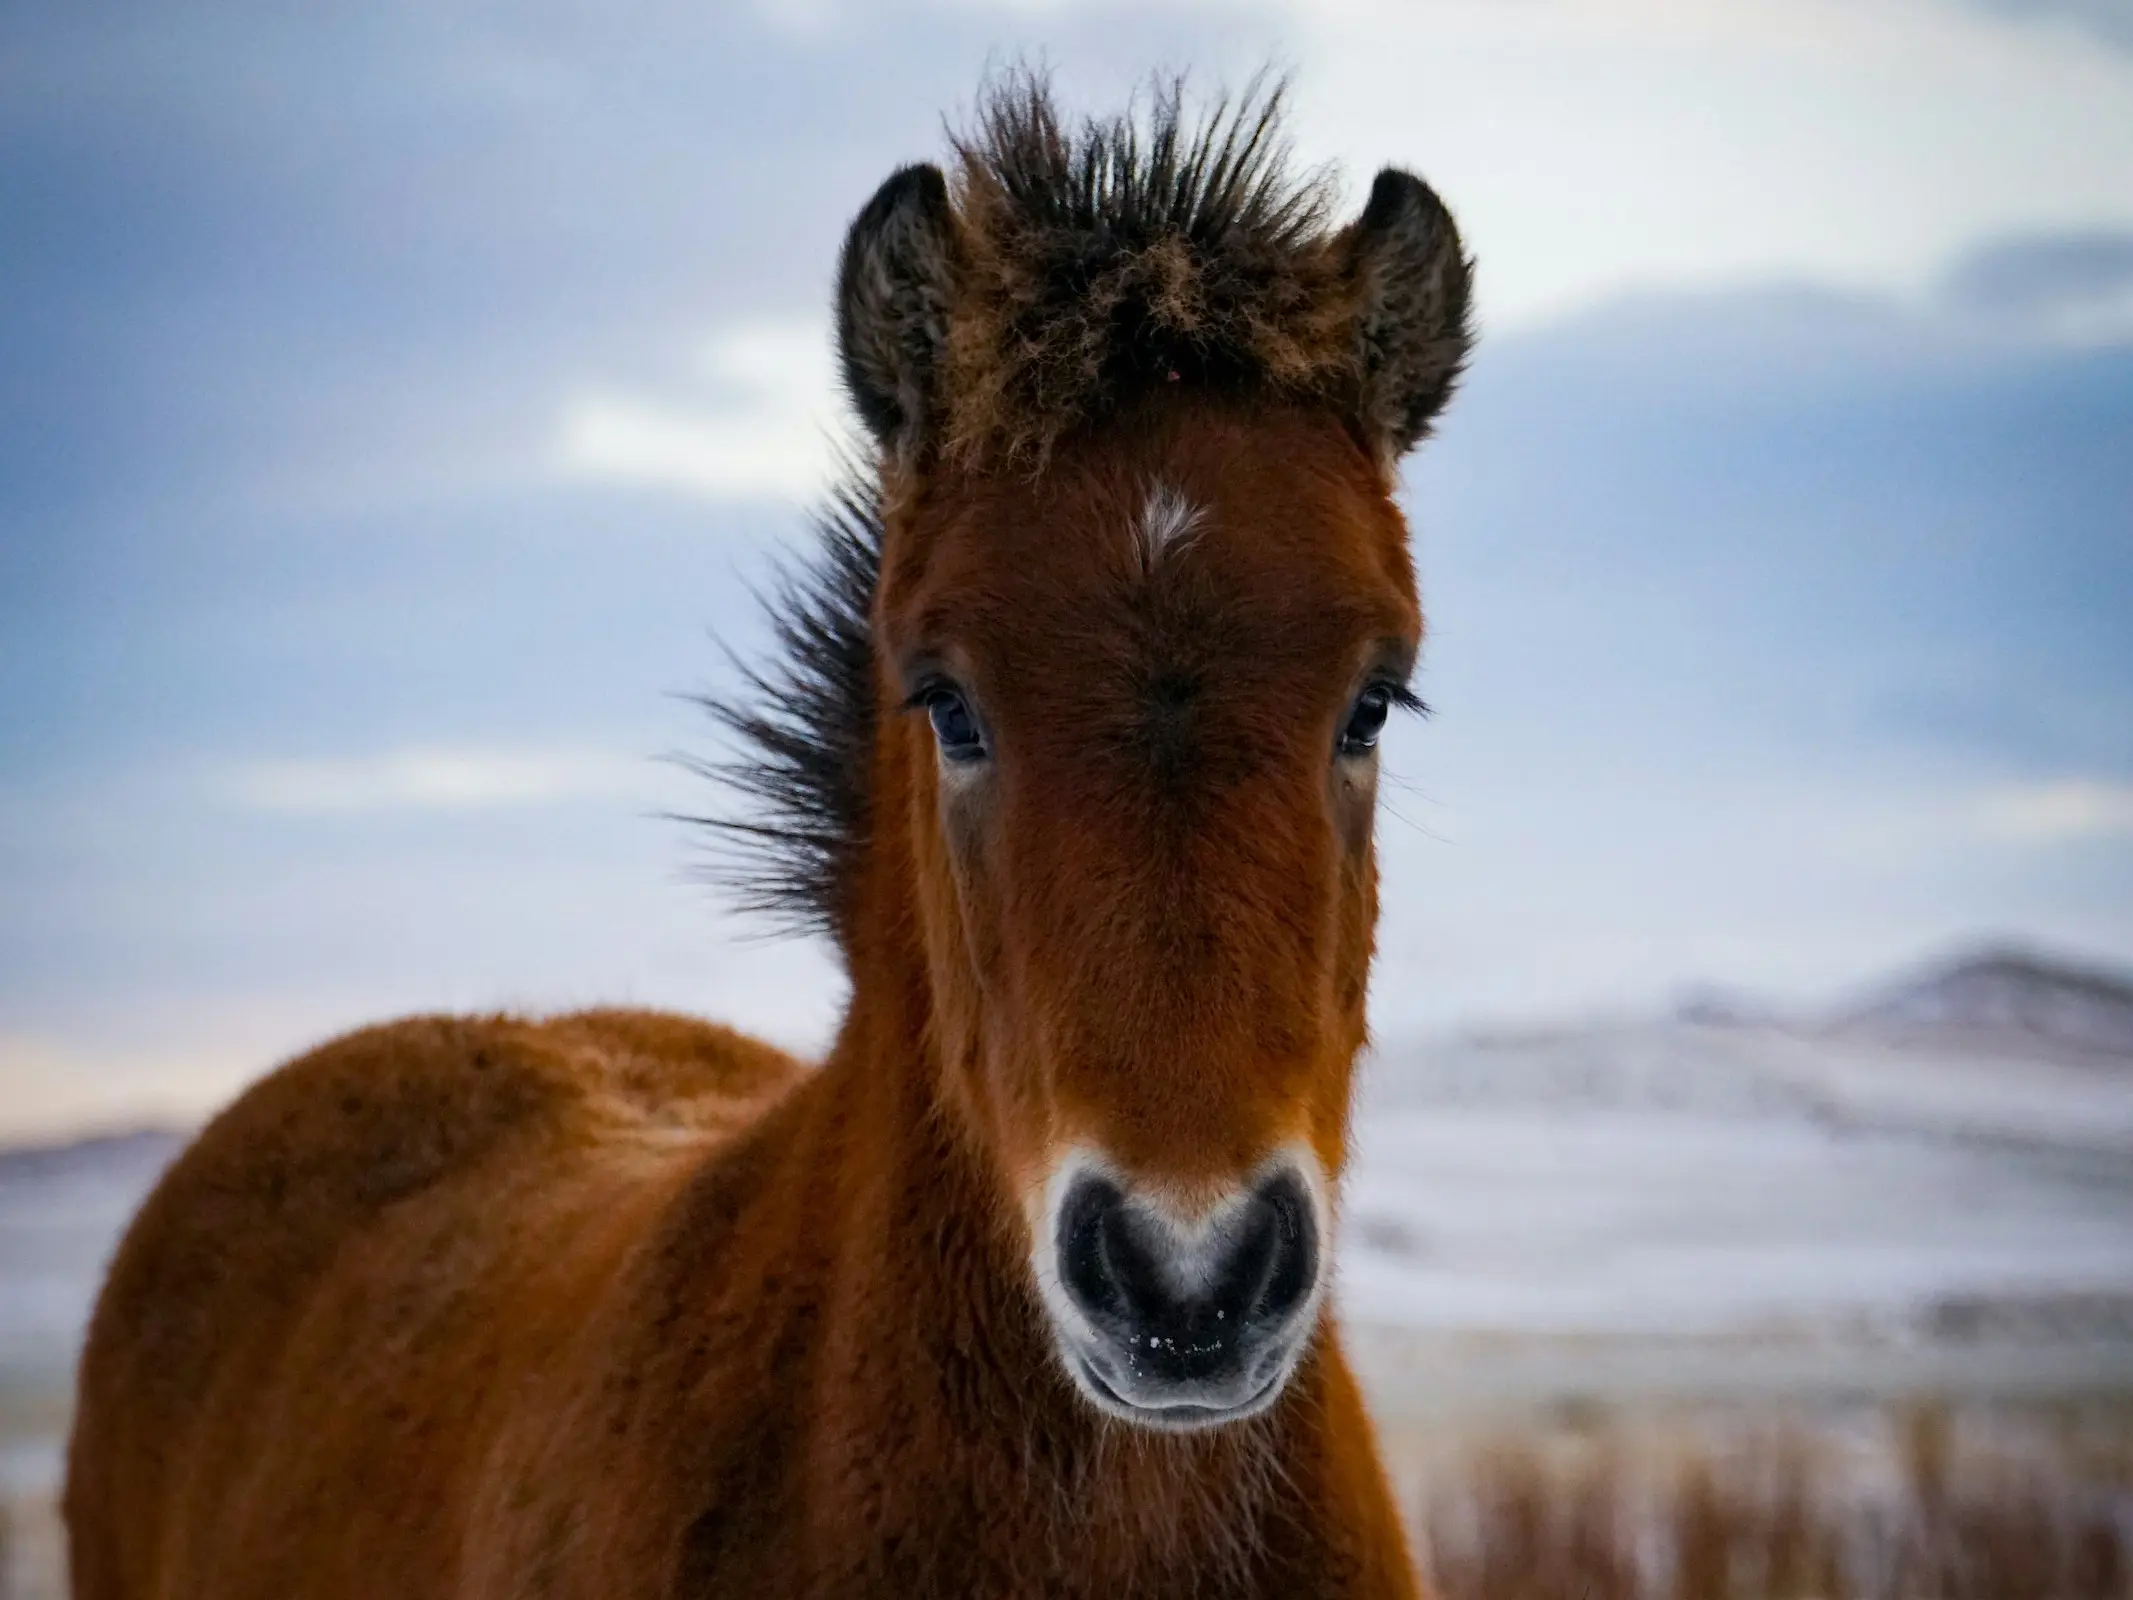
[
  {"left": 1417, "top": 1404, "right": 2133, "bottom": 1600},
  {"left": 8, "top": 1401, "right": 2132, "bottom": 1596}
]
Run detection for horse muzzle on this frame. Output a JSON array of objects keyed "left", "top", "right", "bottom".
[{"left": 1037, "top": 1150, "right": 1326, "bottom": 1431}]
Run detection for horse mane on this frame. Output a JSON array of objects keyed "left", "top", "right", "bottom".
[
  {"left": 687, "top": 466, "right": 882, "bottom": 944},
  {"left": 942, "top": 70, "right": 1354, "bottom": 468}
]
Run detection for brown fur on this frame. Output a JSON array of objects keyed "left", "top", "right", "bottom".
[{"left": 67, "top": 76, "right": 1470, "bottom": 1598}]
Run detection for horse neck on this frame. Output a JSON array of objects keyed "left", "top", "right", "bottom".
[
  {"left": 809, "top": 845, "right": 1025, "bottom": 1361},
  {"left": 774, "top": 983, "right": 1306, "bottom": 1585},
  {"left": 753, "top": 769, "right": 1317, "bottom": 1577}
]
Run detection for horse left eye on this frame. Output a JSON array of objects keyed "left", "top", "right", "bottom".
[
  {"left": 1338, "top": 685, "right": 1392, "bottom": 757},
  {"left": 925, "top": 690, "right": 987, "bottom": 763}
]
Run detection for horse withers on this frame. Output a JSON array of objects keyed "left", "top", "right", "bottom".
[{"left": 66, "top": 75, "right": 1472, "bottom": 1598}]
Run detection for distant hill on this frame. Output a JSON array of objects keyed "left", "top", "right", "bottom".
[
  {"left": 0, "top": 1126, "right": 185, "bottom": 1186},
  {"left": 1833, "top": 947, "right": 2133, "bottom": 1060},
  {"left": 0, "top": 1127, "right": 184, "bottom": 1381}
]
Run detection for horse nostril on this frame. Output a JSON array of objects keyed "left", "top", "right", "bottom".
[
  {"left": 1057, "top": 1175, "right": 1174, "bottom": 1325},
  {"left": 1057, "top": 1174, "right": 1130, "bottom": 1320},
  {"left": 1241, "top": 1167, "right": 1318, "bottom": 1326},
  {"left": 1052, "top": 1166, "right": 1320, "bottom": 1356}
]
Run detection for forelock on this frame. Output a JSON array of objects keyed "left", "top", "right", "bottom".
[{"left": 939, "top": 71, "right": 1364, "bottom": 469}]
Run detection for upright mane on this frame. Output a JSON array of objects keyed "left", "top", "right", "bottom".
[
  {"left": 940, "top": 71, "right": 1352, "bottom": 468},
  {"left": 704, "top": 71, "right": 1471, "bottom": 951}
]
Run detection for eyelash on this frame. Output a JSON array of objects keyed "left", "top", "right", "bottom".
[
  {"left": 899, "top": 679, "right": 968, "bottom": 718},
  {"left": 1338, "top": 678, "right": 1426, "bottom": 757}
]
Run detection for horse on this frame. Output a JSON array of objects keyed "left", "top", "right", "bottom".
[{"left": 64, "top": 74, "right": 1472, "bottom": 1598}]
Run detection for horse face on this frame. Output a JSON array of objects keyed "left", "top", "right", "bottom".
[{"left": 878, "top": 395, "right": 1420, "bottom": 1429}]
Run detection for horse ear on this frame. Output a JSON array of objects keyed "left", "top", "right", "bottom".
[
  {"left": 836, "top": 163, "right": 959, "bottom": 457},
  {"left": 1345, "top": 168, "right": 1474, "bottom": 464}
]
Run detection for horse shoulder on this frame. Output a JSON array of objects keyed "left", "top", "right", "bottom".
[
  {"left": 541, "top": 1006, "right": 809, "bottom": 1130},
  {"left": 65, "top": 1008, "right": 805, "bottom": 1600}
]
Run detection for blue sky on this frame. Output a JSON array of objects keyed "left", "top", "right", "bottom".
[{"left": 5, "top": 0, "right": 2132, "bottom": 1134}]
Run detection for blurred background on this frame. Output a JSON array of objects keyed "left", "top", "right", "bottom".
[{"left": 5, "top": 0, "right": 2133, "bottom": 1592}]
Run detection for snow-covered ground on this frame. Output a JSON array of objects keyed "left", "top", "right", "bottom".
[
  {"left": 1343, "top": 1018, "right": 2133, "bottom": 1339},
  {"left": 0, "top": 1131, "right": 178, "bottom": 1496},
  {"left": 0, "top": 1131, "right": 178, "bottom": 1388}
]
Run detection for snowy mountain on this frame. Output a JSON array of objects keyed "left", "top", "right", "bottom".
[
  {"left": 1831, "top": 947, "right": 2133, "bottom": 1060},
  {"left": 1345, "top": 1014, "right": 2133, "bottom": 1344}
]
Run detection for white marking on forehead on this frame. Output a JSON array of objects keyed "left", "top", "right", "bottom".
[{"left": 1134, "top": 481, "right": 1205, "bottom": 574}]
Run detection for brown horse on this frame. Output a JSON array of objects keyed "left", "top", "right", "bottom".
[{"left": 65, "top": 75, "right": 1471, "bottom": 1598}]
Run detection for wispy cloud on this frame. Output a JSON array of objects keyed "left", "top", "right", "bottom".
[
  {"left": 556, "top": 320, "right": 844, "bottom": 504},
  {"left": 1958, "top": 0, "right": 2133, "bottom": 51},
  {"left": 1942, "top": 227, "right": 2133, "bottom": 340},
  {"left": 216, "top": 746, "right": 650, "bottom": 815},
  {"left": 1974, "top": 780, "right": 2133, "bottom": 843}
]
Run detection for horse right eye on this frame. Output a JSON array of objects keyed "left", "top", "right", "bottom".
[
  {"left": 1337, "top": 685, "right": 1393, "bottom": 757},
  {"left": 925, "top": 690, "right": 987, "bottom": 763}
]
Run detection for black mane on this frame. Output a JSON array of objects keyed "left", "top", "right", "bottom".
[
  {"left": 685, "top": 466, "right": 881, "bottom": 945},
  {"left": 942, "top": 70, "right": 1353, "bottom": 465}
]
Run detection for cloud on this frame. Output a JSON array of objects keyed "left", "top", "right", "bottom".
[
  {"left": 1974, "top": 780, "right": 2133, "bottom": 843},
  {"left": 216, "top": 746, "right": 651, "bottom": 815},
  {"left": 1277, "top": 0, "right": 2133, "bottom": 331},
  {"left": 1941, "top": 228, "right": 2133, "bottom": 338},
  {"left": 556, "top": 321, "right": 846, "bottom": 504},
  {"left": 1957, "top": 0, "right": 2133, "bottom": 49}
]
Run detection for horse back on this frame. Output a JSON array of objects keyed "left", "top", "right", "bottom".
[{"left": 63, "top": 1008, "right": 803, "bottom": 1600}]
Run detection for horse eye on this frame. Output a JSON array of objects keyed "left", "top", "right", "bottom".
[
  {"left": 925, "top": 689, "right": 987, "bottom": 763},
  {"left": 1338, "top": 685, "right": 1393, "bottom": 757}
]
